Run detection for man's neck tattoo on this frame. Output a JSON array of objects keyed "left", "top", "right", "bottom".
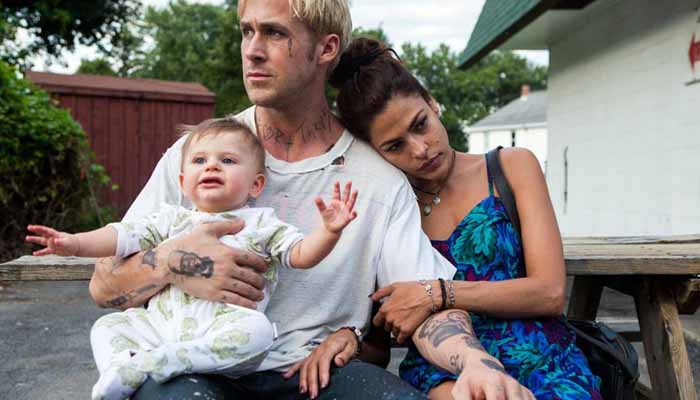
[{"left": 257, "top": 109, "right": 335, "bottom": 160}]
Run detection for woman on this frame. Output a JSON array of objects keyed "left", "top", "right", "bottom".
[{"left": 329, "top": 38, "right": 602, "bottom": 399}]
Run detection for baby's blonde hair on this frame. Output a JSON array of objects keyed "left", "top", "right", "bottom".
[
  {"left": 179, "top": 118, "right": 265, "bottom": 174},
  {"left": 238, "top": 0, "right": 352, "bottom": 73}
]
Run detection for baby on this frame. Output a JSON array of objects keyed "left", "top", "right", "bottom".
[{"left": 26, "top": 118, "right": 358, "bottom": 400}]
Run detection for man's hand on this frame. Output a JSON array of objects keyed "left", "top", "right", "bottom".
[
  {"left": 160, "top": 220, "right": 269, "bottom": 309},
  {"left": 452, "top": 356, "right": 535, "bottom": 400},
  {"left": 371, "top": 281, "right": 435, "bottom": 344},
  {"left": 282, "top": 329, "right": 358, "bottom": 399}
]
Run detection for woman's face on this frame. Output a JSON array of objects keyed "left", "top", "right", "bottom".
[{"left": 368, "top": 94, "right": 452, "bottom": 183}]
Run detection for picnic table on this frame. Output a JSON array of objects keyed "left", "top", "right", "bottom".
[
  {"left": 564, "top": 235, "right": 700, "bottom": 400},
  {"left": 3, "top": 235, "right": 700, "bottom": 399}
]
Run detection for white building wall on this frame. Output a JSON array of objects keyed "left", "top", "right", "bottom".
[
  {"left": 468, "top": 129, "right": 548, "bottom": 171},
  {"left": 547, "top": 0, "right": 700, "bottom": 236},
  {"left": 515, "top": 129, "right": 548, "bottom": 171}
]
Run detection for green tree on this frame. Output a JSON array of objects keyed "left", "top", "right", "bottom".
[
  {"left": 0, "top": 61, "right": 110, "bottom": 262},
  {"left": 135, "top": 0, "right": 247, "bottom": 116},
  {"left": 77, "top": 58, "right": 117, "bottom": 76},
  {"left": 0, "top": 0, "right": 139, "bottom": 68},
  {"left": 205, "top": 0, "right": 249, "bottom": 116},
  {"left": 401, "top": 44, "right": 547, "bottom": 151}
]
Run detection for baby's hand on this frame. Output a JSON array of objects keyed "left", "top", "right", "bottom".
[
  {"left": 25, "top": 225, "right": 80, "bottom": 256},
  {"left": 315, "top": 181, "right": 358, "bottom": 234}
]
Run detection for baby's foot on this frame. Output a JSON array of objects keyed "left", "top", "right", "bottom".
[{"left": 92, "top": 351, "right": 147, "bottom": 400}]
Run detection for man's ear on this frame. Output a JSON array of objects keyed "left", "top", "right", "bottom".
[
  {"left": 428, "top": 97, "right": 441, "bottom": 117},
  {"left": 317, "top": 33, "right": 340, "bottom": 67},
  {"left": 249, "top": 173, "right": 266, "bottom": 198}
]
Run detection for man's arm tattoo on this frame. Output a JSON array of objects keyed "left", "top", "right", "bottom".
[
  {"left": 105, "top": 284, "right": 159, "bottom": 308},
  {"left": 480, "top": 358, "right": 506, "bottom": 374},
  {"left": 167, "top": 250, "right": 214, "bottom": 278},
  {"left": 418, "top": 310, "right": 483, "bottom": 350},
  {"left": 142, "top": 249, "right": 157, "bottom": 270}
]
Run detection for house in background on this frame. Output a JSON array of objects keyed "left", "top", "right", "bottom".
[
  {"left": 28, "top": 72, "right": 215, "bottom": 215},
  {"left": 466, "top": 85, "right": 548, "bottom": 171},
  {"left": 461, "top": 0, "right": 700, "bottom": 237}
]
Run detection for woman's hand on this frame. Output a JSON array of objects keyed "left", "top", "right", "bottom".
[
  {"left": 370, "top": 281, "right": 437, "bottom": 344},
  {"left": 282, "top": 328, "right": 358, "bottom": 399},
  {"left": 452, "top": 356, "right": 535, "bottom": 400}
]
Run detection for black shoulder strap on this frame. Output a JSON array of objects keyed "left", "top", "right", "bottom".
[{"left": 485, "top": 146, "right": 521, "bottom": 237}]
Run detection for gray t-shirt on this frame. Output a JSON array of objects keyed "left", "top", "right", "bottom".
[{"left": 124, "top": 106, "right": 456, "bottom": 371}]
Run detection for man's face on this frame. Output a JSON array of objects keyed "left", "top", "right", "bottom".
[{"left": 239, "top": 0, "right": 321, "bottom": 108}]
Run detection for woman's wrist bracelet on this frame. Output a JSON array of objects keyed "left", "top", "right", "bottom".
[
  {"left": 438, "top": 278, "right": 447, "bottom": 310},
  {"left": 418, "top": 279, "right": 439, "bottom": 313},
  {"left": 447, "top": 280, "right": 456, "bottom": 308}
]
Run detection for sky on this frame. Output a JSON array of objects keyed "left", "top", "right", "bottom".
[{"left": 30, "top": 0, "right": 548, "bottom": 73}]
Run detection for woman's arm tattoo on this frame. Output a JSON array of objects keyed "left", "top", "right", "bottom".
[
  {"left": 418, "top": 310, "right": 484, "bottom": 351},
  {"left": 450, "top": 354, "right": 465, "bottom": 373},
  {"left": 481, "top": 358, "right": 506, "bottom": 373}
]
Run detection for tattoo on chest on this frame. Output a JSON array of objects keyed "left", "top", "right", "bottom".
[
  {"left": 106, "top": 284, "right": 159, "bottom": 308},
  {"left": 167, "top": 250, "right": 214, "bottom": 278}
]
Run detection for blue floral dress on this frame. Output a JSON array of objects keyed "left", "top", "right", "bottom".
[{"left": 399, "top": 163, "right": 602, "bottom": 399}]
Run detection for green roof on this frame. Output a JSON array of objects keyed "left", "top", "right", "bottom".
[{"left": 458, "top": 0, "right": 558, "bottom": 69}]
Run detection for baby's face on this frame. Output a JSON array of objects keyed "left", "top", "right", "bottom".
[{"left": 180, "top": 132, "right": 264, "bottom": 212}]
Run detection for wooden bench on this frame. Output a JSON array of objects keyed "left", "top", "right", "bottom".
[
  {"left": 3, "top": 236, "right": 700, "bottom": 399},
  {"left": 564, "top": 236, "right": 700, "bottom": 400}
]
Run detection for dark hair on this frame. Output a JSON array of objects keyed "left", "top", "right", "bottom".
[
  {"left": 178, "top": 118, "right": 265, "bottom": 174},
  {"left": 329, "top": 37, "right": 432, "bottom": 142}
]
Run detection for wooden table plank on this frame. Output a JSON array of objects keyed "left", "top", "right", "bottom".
[
  {"left": 3, "top": 239, "right": 700, "bottom": 281},
  {"left": 563, "top": 234, "right": 700, "bottom": 245},
  {"left": 0, "top": 256, "right": 95, "bottom": 281},
  {"left": 564, "top": 242, "right": 700, "bottom": 275}
]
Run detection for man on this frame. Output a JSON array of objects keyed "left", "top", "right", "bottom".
[{"left": 89, "top": 0, "right": 531, "bottom": 398}]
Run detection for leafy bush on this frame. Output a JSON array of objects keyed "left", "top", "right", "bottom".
[{"left": 0, "top": 61, "right": 111, "bottom": 262}]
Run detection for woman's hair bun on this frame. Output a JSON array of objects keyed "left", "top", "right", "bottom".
[{"left": 329, "top": 37, "right": 388, "bottom": 89}]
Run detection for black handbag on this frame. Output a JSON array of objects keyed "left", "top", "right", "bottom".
[
  {"left": 565, "top": 319, "right": 639, "bottom": 400},
  {"left": 485, "top": 146, "right": 640, "bottom": 399}
]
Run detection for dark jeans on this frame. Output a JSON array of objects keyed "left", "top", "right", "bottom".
[{"left": 131, "top": 359, "right": 427, "bottom": 400}]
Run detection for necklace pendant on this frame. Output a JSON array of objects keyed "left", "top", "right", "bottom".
[
  {"left": 423, "top": 204, "right": 432, "bottom": 216},
  {"left": 432, "top": 195, "right": 441, "bottom": 206}
]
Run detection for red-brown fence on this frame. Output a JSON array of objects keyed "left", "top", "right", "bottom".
[{"left": 27, "top": 71, "right": 215, "bottom": 216}]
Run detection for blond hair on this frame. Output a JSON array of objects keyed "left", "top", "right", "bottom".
[
  {"left": 179, "top": 118, "right": 265, "bottom": 174},
  {"left": 238, "top": 0, "right": 352, "bottom": 72}
]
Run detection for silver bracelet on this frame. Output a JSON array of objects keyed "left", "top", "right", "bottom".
[
  {"left": 418, "top": 279, "right": 439, "bottom": 313},
  {"left": 447, "top": 280, "right": 456, "bottom": 308}
]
